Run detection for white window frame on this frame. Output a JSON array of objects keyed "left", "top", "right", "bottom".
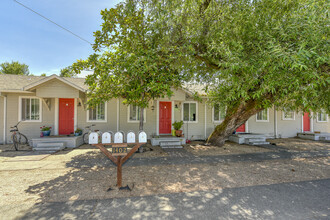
[
  {"left": 127, "top": 105, "right": 146, "bottom": 123},
  {"left": 282, "top": 110, "right": 295, "bottom": 120},
  {"left": 182, "top": 101, "right": 198, "bottom": 123},
  {"left": 317, "top": 112, "right": 328, "bottom": 122},
  {"left": 86, "top": 102, "right": 107, "bottom": 123},
  {"left": 212, "top": 104, "right": 226, "bottom": 123},
  {"left": 19, "top": 96, "right": 42, "bottom": 122},
  {"left": 256, "top": 109, "right": 269, "bottom": 122}
]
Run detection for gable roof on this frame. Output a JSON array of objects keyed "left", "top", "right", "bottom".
[
  {"left": 0, "top": 74, "right": 207, "bottom": 96},
  {"left": 23, "top": 74, "right": 87, "bottom": 92},
  {"left": 0, "top": 74, "right": 88, "bottom": 92}
]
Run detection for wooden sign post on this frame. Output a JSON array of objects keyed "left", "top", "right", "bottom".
[
  {"left": 89, "top": 131, "right": 147, "bottom": 190},
  {"left": 92, "top": 143, "right": 143, "bottom": 189}
]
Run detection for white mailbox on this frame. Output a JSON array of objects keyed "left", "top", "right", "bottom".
[
  {"left": 114, "top": 131, "right": 124, "bottom": 143},
  {"left": 138, "top": 131, "right": 147, "bottom": 143},
  {"left": 102, "top": 132, "right": 112, "bottom": 144},
  {"left": 89, "top": 132, "right": 99, "bottom": 144},
  {"left": 127, "top": 131, "right": 136, "bottom": 143}
]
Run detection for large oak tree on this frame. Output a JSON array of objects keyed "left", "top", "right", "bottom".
[
  {"left": 154, "top": 0, "right": 329, "bottom": 145},
  {"left": 74, "top": 0, "right": 329, "bottom": 146}
]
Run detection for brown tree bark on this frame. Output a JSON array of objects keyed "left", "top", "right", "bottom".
[{"left": 207, "top": 100, "right": 262, "bottom": 146}]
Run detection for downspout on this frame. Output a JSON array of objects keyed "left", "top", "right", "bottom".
[
  {"left": 274, "top": 106, "right": 278, "bottom": 138},
  {"left": 1, "top": 95, "right": 7, "bottom": 144}
]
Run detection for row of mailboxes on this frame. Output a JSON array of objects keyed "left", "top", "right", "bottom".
[{"left": 89, "top": 131, "right": 147, "bottom": 144}]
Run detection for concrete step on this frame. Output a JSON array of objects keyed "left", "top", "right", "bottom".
[
  {"left": 244, "top": 138, "right": 266, "bottom": 144},
  {"left": 34, "top": 142, "right": 65, "bottom": 151},
  {"left": 160, "top": 145, "right": 183, "bottom": 149},
  {"left": 249, "top": 141, "right": 270, "bottom": 145},
  {"left": 160, "top": 141, "right": 182, "bottom": 147}
]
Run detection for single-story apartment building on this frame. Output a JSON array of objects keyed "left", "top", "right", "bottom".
[{"left": 0, "top": 74, "right": 329, "bottom": 144}]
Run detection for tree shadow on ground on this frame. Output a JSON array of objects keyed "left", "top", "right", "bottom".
[
  {"left": 20, "top": 179, "right": 330, "bottom": 220},
  {"left": 17, "top": 148, "right": 330, "bottom": 219}
]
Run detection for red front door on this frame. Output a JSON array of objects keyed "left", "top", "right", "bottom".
[
  {"left": 159, "top": 101, "right": 172, "bottom": 134},
  {"left": 303, "top": 112, "right": 310, "bottom": 132},
  {"left": 59, "top": 98, "right": 74, "bottom": 135},
  {"left": 236, "top": 123, "right": 245, "bottom": 133}
]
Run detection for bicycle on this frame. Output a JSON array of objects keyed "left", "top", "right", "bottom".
[
  {"left": 83, "top": 124, "right": 99, "bottom": 144},
  {"left": 10, "top": 121, "right": 28, "bottom": 151}
]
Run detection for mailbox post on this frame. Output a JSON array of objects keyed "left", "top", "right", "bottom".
[{"left": 89, "top": 131, "right": 147, "bottom": 190}]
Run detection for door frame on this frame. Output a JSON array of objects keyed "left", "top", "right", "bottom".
[
  {"left": 54, "top": 98, "right": 77, "bottom": 135},
  {"left": 156, "top": 100, "right": 174, "bottom": 135}
]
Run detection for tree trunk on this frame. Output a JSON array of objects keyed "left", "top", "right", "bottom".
[
  {"left": 207, "top": 100, "right": 261, "bottom": 146},
  {"left": 139, "top": 107, "right": 144, "bottom": 131}
]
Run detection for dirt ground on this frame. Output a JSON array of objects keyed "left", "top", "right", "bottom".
[
  {"left": 0, "top": 138, "right": 329, "bottom": 219},
  {"left": 184, "top": 141, "right": 272, "bottom": 156},
  {"left": 268, "top": 138, "right": 330, "bottom": 151}
]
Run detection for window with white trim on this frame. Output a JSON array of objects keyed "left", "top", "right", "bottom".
[
  {"left": 317, "top": 112, "right": 328, "bottom": 122},
  {"left": 20, "top": 97, "right": 41, "bottom": 121},
  {"left": 256, "top": 109, "right": 268, "bottom": 122},
  {"left": 183, "top": 102, "right": 197, "bottom": 122},
  {"left": 283, "top": 110, "right": 295, "bottom": 120},
  {"left": 128, "top": 105, "right": 146, "bottom": 122},
  {"left": 213, "top": 104, "right": 226, "bottom": 122},
  {"left": 88, "top": 102, "right": 106, "bottom": 122}
]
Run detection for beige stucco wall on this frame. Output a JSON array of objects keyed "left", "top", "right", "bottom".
[
  {"left": 1, "top": 82, "right": 329, "bottom": 145},
  {"left": 313, "top": 113, "right": 330, "bottom": 133},
  {"left": 36, "top": 79, "right": 79, "bottom": 98},
  {"left": 0, "top": 96, "right": 4, "bottom": 144},
  {"left": 76, "top": 99, "right": 117, "bottom": 133},
  {"left": 4, "top": 93, "right": 55, "bottom": 143},
  {"left": 277, "top": 111, "right": 303, "bottom": 138},
  {"left": 247, "top": 108, "right": 275, "bottom": 137}
]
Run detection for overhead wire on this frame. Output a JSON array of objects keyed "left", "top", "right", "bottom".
[{"left": 13, "top": 0, "right": 93, "bottom": 46}]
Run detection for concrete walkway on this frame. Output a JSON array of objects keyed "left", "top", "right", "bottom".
[{"left": 20, "top": 178, "right": 330, "bottom": 220}]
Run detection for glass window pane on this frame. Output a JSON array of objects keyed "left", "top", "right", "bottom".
[
  {"left": 257, "top": 111, "right": 262, "bottom": 120},
  {"left": 284, "top": 111, "right": 294, "bottom": 119},
  {"left": 183, "top": 103, "right": 189, "bottom": 121},
  {"left": 190, "top": 103, "right": 196, "bottom": 121},
  {"left": 89, "top": 108, "right": 96, "bottom": 120},
  {"left": 26, "top": 98, "right": 30, "bottom": 120},
  {"left": 262, "top": 109, "right": 267, "bottom": 120},
  {"left": 318, "top": 113, "right": 327, "bottom": 122},
  {"left": 97, "top": 103, "right": 105, "bottom": 120},
  {"left": 130, "top": 105, "right": 137, "bottom": 121},
  {"left": 32, "top": 98, "right": 40, "bottom": 120}
]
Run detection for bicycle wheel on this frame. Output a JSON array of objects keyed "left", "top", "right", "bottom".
[
  {"left": 83, "top": 133, "right": 89, "bottom": 144},
  {"left": 18, "top": 133, "right": 28, "bottom": 145},
  {"left": 11, "top": 133, "right": 19, "bottom": 151}
]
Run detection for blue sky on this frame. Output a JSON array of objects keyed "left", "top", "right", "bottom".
[{"left": 0, "top": 0, "right": 121, "bottom": 76}]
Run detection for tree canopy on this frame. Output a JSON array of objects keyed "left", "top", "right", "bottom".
[
  {"left": 72, "top": 0, "right": 184, "bottom": 129},
  {"left": 0, "top": 61, "right": 30, "bottom": 75},
  {"left": 60, "top": 66, "right": 75, "bottom": 77},
  {"left": 147, "top": 0, "right": 329, "bottom": 144},
  {"left": 73, "top": 0, "right": 329, "bottom": 145}
]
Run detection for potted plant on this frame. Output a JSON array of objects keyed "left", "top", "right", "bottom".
[
  {"left": 172, "top": 120, "right": 184, "bottom": 137},
  {"left": 40, "top": 126, "right": 52, "bottom": 136},
  {"left": 74, "top": 128, "right": 83, "bottom": 136}
]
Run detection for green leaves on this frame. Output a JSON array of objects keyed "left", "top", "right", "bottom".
[
  {"left": 0, "top": 61, "right": 29, "bottom": 75},
  {"left": 73, "top": 0, "right": 184, "bottom": 111}
]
